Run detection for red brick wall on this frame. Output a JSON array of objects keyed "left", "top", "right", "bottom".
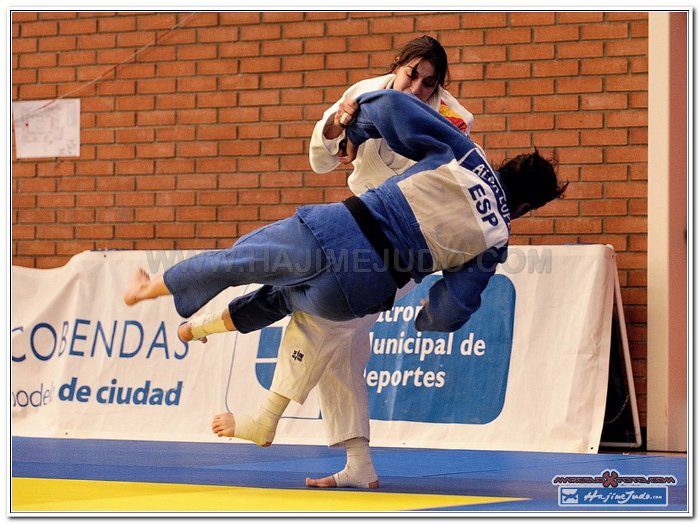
[{"left": 11, "top": 11, "right": 649, "bottom": 425}]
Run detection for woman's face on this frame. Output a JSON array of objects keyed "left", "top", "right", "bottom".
[{"left": 392, "top": 57, "right": 438, "bottom": 103}]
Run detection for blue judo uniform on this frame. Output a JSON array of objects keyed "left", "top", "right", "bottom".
[{"left": 163, "top": 90, "right": 511, "bottom": 333}]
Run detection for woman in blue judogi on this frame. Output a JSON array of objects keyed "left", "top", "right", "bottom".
[{"left": 124, "top": 90, "right": 565, "bottom": 339}]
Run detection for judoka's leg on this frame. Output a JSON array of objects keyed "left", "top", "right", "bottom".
[
  {"left": 270, "top": 311, "right": 349, "bottom": 405},
  {"left": 306, "top": 438, "right": 378, "bottom": 489},
  {"left": 207, "top": 313, "right": 332, "bottom": 449},
  {"left": 228, "top": 269, "right": 360, "bottom": 334},
  {"left": 125, "top": 215, "right": 327, "bottom": 319},
  {"left": 212, "top": 390, "right": 290, "bottom": 447},
  {"left": 175, "top": 234, "right": 385, "bottom": 339},
  {"left": 164, "top": 217, "right": 329, "bottom": 318},
  {"left": 178, "top": 283, "right": 299, "bottom": 344},
  {"left": 268, "top": 312, "right": 379, "bottom": 488},
  {"left": 305, "top": 312, "right": 380, "bottom": 489},
  {"left": 177, "top": 307, "right": 235, "bottom": 343},
  {"left": 207, "top": 284, "right": 363, "bottom": 449},
  {"left": 304, "top": 281, "right": 416, "bottom": 488}
]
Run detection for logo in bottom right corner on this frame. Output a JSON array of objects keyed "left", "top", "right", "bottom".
[{"left": 552, "top": 470, "right": 677, "bottom": 507}]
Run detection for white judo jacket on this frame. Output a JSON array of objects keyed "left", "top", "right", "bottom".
[{"left": 308, "top": 74, "right": 475, "bottom": 196}]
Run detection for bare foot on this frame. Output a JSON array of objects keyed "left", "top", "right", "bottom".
[
  {"left": 211, "top": 412, "right": 272, "bottom": 447},
  {"left": 124, "top": 268, "right": 150, "bottom": 306},
  {"left": 305, "top": 475, "right": 337, "bottom": 488},
  {"left": 178, "top": 322, "right": 207, "bottom": 344},
  {"left": 212, "top": 412, "right": 236, "bottom": 437},
  {"left": 305, "top": 475, "right": 379, "bottom": 489}
]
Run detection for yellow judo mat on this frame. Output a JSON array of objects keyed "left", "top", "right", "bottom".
[{"left": 12, "top": 477, "right": 523, "bottom": 513}]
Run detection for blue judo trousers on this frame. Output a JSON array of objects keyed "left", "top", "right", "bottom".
[{"left": 163, "top": 90, "right": 511, "bottom": 334}]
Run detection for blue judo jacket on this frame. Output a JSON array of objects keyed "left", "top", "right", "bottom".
[
  {"left": 298, "top": 90, "right": 511, "bottom": 332},
  {"left": 164, "top": 91, "right": 512, "bottom": 334}
]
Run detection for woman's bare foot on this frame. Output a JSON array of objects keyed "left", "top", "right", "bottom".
[
  {"left": 212, "top": 412, "right": 236, "bottom": 437},
  {"left": 178, "top": 322, "right": 207, "bottom": 344},
  {"left": 124, "top": 268, "right": 151, "bottom": 306},
  {"left": 305, "top": 474, "right": 379, "bottom": 489},
  {"left": 211, "top": 412, "right": 272, "bottom": 447},
  {"left": 305, "top": 475, "right": 338, "bottom": 488}
]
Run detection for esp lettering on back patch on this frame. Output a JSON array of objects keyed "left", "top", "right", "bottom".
[{"left": 467, "top": 184, "right": 499, "bottom": 227}]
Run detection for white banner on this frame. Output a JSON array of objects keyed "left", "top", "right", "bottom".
[{"left": 11, "top": 245, "right": 615, "bottom": 452}]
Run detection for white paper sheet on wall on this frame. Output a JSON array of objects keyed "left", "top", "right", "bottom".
[{"left": 12, "top": 98, "right": 81, "bottom": 159}]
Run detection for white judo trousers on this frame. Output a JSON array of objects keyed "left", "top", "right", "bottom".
[{"left": 270, "top": 283, "right": 415, "bottom": 446}]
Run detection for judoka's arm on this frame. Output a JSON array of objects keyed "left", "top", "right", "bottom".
[
  {"left": 309, "top": 100, "right": 345, "bottom": 173},
  {"left": 347, "top": 90, "right": 472, "bottom": 164},
  {"left": 309, "top": 88, "right": 361, "bottom": 172},
  {"left": 414, "top": 248, "right": 504, "bottom": 333}
]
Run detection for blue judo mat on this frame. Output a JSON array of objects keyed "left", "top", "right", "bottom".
[{"left": 11, "top": 436, "right": 689, "bottom": 514}]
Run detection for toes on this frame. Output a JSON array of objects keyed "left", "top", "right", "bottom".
[
  {"left": 124, "top": 268, "right": 150, "bottom": 306},
  {"left": 178, "top": 323, "right": 192, "bottom": 342},
  {"left": 305, "top": 476, "right": 336, "bottom": 488},
  {"left": 211, "top": 413, "right": 234, "bottom": 437},
  {"left": 179, "top": 323, "right": 208, "bottom": 344}
]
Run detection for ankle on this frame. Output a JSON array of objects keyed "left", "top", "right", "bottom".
[{"left": 189, "top": 311, "right": 229, "bottom": 341}]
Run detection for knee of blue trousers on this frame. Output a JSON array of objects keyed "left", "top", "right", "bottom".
[{"left": 229, "top": 285, "right": 293, "bottom": 333}]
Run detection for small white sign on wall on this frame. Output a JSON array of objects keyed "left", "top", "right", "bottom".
[{"left": 12, "top": 98, "right": 80, "bottom": 159}]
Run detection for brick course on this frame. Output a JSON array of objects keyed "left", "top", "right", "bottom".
[{"left": 11, "top": 11, "right": 649, "bottom": 425}]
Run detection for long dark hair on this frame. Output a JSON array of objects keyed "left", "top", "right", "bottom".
[
  {"left": 387, "top": 35, "right": 450, "bottom": 88},
  {"left": 498, "top": 149, "right": 568, "bottom": 211}
]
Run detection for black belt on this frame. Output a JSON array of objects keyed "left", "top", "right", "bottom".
[{"left": 342, "top": 196, "right": 411, "bottom": 288}]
